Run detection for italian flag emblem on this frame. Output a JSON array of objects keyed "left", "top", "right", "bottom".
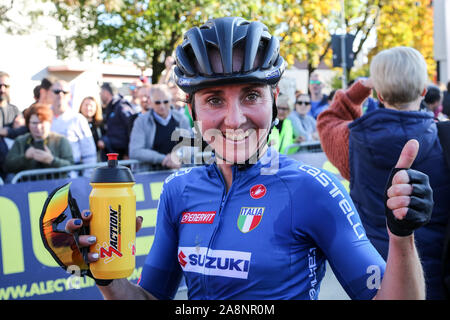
[{"left": 237, "top": 207, "right": 265, "bottom": 233}]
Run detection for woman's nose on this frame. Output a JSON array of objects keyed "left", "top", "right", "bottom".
[{"left": 223, "top": 100, "right": 246, "bottom": 128}]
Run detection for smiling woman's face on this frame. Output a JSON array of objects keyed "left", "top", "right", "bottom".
[{"left": 193, "top": 83, "right": 273, "bottom": 164}]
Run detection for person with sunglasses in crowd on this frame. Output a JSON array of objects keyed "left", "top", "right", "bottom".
[
  {"left": 0, "top": 71, "right": 27, "bottom": 140},
  {"left": 65, "top": 17, "right": 433, "bottom": 300},
  {"left": 289, "top": 92, "right": 319, "bottom": 142},
  {"left": 0, "top": 71, "right": 28, "bottom": 181},
  {"left": 129, "top": 84, "right": 191, "bottom": 170},
  {"left": 308, "top": 72, "right": 329, "bottom": 119},
  {"left": 50, "top": 80, "right": 97, "bottom": 177}
]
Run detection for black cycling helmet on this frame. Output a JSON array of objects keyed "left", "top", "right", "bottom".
[{"left": 174, "top": 17, "right": 285, "bottom": 94}]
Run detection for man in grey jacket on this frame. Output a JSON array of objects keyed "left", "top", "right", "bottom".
[
  {"left": 0, "top": 71, "right": 28, "bottom": 140},
  {"left": 0, "top": 71, "right": 28, "bottom": 181},
  {"left": 129, "top": 84, "right": 191, "bottom": 169}
]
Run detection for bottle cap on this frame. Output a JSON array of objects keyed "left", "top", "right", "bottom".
[
  {"left": 90, "top": 153, "right": 135, "bottom": 183},
  {"left": 107, "top": 153, "right": 119, "bottom": 167}
]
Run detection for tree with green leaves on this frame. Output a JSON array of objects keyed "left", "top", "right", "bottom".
[
  {"left": 372, "top": 0, "right": 435, "bottom": 80},
  {"left": 50, "top": 0, "right": 277, "bottom": 83},
  {"left": 270, "top": 0, "right": 384, "bottom": 77},
  {"left": 1, "top": 1, "right": 435, "bottom": 83}
]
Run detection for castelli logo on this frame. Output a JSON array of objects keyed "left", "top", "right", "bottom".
[{"left": 250, "top": 184, "right": 266, "bottom": 199}]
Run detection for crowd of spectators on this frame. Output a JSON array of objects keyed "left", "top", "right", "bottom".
[
  {"left": 0, "top": 63, "right": 195, "bottom": 183},
  {"left": 1, "top": 57, "right": 450, "bottom": 184},
  {"left": 1, "top": 46, "right": 450, "bottom": 299}
]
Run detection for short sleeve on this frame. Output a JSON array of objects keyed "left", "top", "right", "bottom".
[{"left": 294, "top": 164, "right": 386, "bottom": 300}]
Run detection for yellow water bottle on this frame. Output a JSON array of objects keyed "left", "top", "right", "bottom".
[{"left": 89, "top": 153, "right": 136, "bottom": 279}]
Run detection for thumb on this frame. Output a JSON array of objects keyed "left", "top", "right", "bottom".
[{"left": 395, "top": 139, "right": 419, "bottom": 169}]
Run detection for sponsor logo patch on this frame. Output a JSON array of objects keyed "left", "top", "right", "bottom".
[
  {"left": 97, "top": 205, "right": 123, "bottom": 263},
  {"left": 178, "top": 250, "right": 187, "bottom": 267},
  {"left": 178, "top": 247, "right": 251, "bottom": 279},
  {"left": 181, "top": 211, "right": 216, "bottom": 224},
  {"left": 178, "top": 78, "right": 192, "bottom": 86},
  {"left": 237, "top": 207, "right": 265, "bottom": 233},
  {"left": 250, "top": 184, "right": 266, "bottom": 199},
  {"left": 265, "top": 69, "right": 280, "bottom": 80}
]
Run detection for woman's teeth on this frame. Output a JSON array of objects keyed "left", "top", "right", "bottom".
[{"left": 224, "top": 130, "right": 250, "bottom": 141}]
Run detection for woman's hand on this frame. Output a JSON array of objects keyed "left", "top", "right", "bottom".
[
  {"left": 64, "top": 211, "right": 144, "bottom": 263},
  {"left": 25, "top": 146, "right": 36, "bottom": 159},
  {"left": 385, "top": 139, "right": 433, "bottom": 237},
  {"left": 33, "top": 146, "right": 54, "bottom": 164}
]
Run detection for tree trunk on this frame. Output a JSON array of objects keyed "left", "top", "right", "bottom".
[{"left": 151, "top": 50, "right": 165, "bottom": 84}]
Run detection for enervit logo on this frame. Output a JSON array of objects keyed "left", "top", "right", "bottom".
[
  {"left": 178, "top": 247, "right": 251, "bottom": 279},
  {"left": 181, "top": 211, "right": 216, "bottom": 224}
]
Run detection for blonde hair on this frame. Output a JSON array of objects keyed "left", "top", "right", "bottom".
[
  {"left": 79, "top": 96, "right": 102, "bottom": 125},
  {"left": 370, "top": 46, "right": 427, "bottom": 109}
]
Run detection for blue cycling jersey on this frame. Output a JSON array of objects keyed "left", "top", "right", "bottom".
[{"left": 138, "top": 149, "right": 386, "bottom": 300}]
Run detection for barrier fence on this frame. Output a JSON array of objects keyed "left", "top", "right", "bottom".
[
  {"left": 9, "top": 142, "right": 323, "bottom": 185},
  {"left": 10, "top": 160, "right": 140, "bottom": 184}
]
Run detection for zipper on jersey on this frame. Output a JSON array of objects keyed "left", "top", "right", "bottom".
[{"left": 202, "top": 164, "right": 239, "bottom": 299}]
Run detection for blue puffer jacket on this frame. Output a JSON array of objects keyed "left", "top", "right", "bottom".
[{"left": 348, "top": 108, "right": 450, "bottom": 300}]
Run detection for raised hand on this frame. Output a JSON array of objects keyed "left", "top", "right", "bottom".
[
  {"left": 65, "top": 211, "right": 144, "bottom": 263},
  {"left": 385, "top": 139, "right": 433, "bottom": 237}
]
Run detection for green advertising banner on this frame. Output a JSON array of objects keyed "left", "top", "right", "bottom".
[{"left": 0, "top": 170, "right": 172, "bottom": 300}]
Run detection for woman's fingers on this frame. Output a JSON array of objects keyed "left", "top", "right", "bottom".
[
  {"left": 81, "top": 209, "right": 93, "bottom": 224},
  {"left": 386, "top": 196, "right": 410, "bottom": 220},
  {"left": 65, "top": 212, "right": 142, "bottom": 260},
  {"left": 78, "top": 235, "right": 97, "bottom": 247},
  {"left": 65, "top": 218, "right": 84, "bottom": 233},
  {"left": 387, "top": 183, "right": 413, "bottom": 198},
  {"left": 88, "top": 252, "right": 99, "bottom": 262}
]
